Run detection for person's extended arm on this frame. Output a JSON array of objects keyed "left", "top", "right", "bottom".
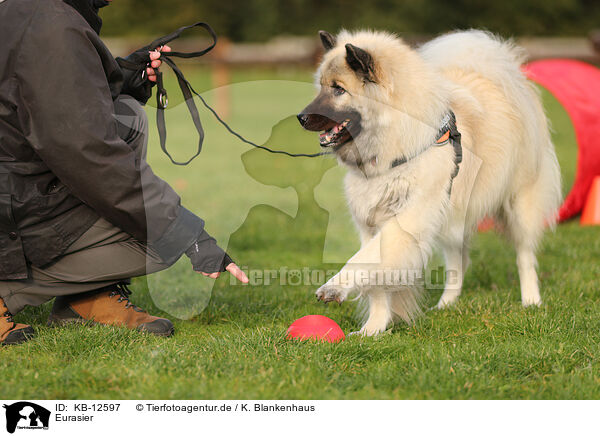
[{"left": 16, "top": 6, "right": 247, "bottom": 283}]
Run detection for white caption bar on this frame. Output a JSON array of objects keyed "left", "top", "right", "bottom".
[{"left": 0, "top": 400, "right": 596, "bottom": 435}]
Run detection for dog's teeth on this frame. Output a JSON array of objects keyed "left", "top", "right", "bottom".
[{"left": 320, "top": 123, "right": 347, "bottom": 145}]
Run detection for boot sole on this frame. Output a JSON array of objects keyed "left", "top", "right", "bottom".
[
  {"left": 47, "top": 316, "right": 174, "bottom": 337},
  {"left": 1, "top": 326, "right": 35, "bottom": 346}
]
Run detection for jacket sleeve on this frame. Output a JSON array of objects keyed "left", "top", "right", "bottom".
[{"left": 15, "top": 5, "right": 201, "bottom": 264}]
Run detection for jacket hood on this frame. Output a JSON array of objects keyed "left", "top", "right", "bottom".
[{"left": 63, "top": 0, "right": 110, "bottom": 34}]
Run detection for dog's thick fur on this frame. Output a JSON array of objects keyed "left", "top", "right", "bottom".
[{"left": 298, "top": 30, "right": 561, "bottom": 335}]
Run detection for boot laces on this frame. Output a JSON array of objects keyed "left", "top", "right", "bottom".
[
  {"left": 108, "top": 283, "right": 145, "bottom": 313},
  {"left": 1, "top": 300, "right": 14, "bottom": 325}
]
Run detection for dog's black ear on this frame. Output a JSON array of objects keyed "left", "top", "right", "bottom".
[
  {"left": 345, "top": 43, "right": 376, "bottom": 82},
  {"left": 319, "top": 30, "right": 336, "bottom": 51}
]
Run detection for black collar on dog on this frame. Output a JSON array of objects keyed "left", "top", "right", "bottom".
[
  {"left": 349, "top": 112, "right": 462, "bottom": 190},
  {"left": 391, "top": 111, "right": 462, "bottom": 174}
]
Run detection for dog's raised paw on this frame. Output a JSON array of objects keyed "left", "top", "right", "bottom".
[{"left": 315, "top": 285, "right": 346, "bottom": 304}]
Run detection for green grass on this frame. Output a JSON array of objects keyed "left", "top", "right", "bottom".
[{"left": 2, "top": 67, "right": 599, "bottom": 399}]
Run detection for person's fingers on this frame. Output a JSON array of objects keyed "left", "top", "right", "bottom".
[
  {"left": 200, "top": 271, "right": 220, "bottom": 279},
  {"left": 146, "top": 67, "right": 157, "bottom": 82},
  {"left": 226, "top": 263, "right": 249, "bottom": 284},
  {"left": 145, "top": 54, "right": 162, "bottom": 83},
  {"left": 146, "top": 49, "right": 168, "bottom": 83}
]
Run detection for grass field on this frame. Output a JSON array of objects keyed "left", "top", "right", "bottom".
[{"left": 2, "top": 67, "right": 599, "bottom": 400}]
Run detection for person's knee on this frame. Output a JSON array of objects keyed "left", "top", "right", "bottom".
[{"left": 113, "top": 94, "right": 148, "bottom": 145}]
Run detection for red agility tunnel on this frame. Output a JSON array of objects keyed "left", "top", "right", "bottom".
[{"left": 523, "top": 59, "right": 600, "bottom": 222}]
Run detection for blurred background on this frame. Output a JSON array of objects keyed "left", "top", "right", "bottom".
[
  {"left": 101, "top": 0, "right": 600, "bottom": 62},
  {"left": 103, "top": 0, "right": 600, "bottom": 41}
]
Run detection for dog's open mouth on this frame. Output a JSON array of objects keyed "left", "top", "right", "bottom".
[{"left": 319, "top": 119, "right": 352, "bottom": 148}]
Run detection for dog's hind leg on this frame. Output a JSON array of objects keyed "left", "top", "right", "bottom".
[
  {"left": 435, "top": 220, "right": 470, "bottom": 308},
  {"left": 515, "top": 243, "right": 541, "bottom": 307},
  {"left": 503, "top": 180, "right": 552, "bottom": 307},
  {"left": 436, "top": 240, "right": 469, "bottom": 309}
]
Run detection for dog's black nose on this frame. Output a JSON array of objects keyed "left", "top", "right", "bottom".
[{"left": 297, "top": 113, "right": 309, "bottom": 127}]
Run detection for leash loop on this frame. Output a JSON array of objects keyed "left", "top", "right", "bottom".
[
  {"left": 118, "top": 22, "right": 328, "bottom": 165},
  {"left": 148, "top": 22, "right": 215, "bottom": 165}
]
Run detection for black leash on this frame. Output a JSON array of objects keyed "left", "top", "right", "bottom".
[{"left": 119, "top": 22, "right": 328, "bottom": 165}]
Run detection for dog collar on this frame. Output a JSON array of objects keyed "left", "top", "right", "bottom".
[
  {"left": 388, "top": 111, "right": 463, "bottom": 193},
  {"left": 390, "top": 111, "right": 462, "bottom": 175},
  {"left": 346, "top": 111, "right": 462, "bottom": 193}
]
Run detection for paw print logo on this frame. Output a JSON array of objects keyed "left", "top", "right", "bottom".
[{"left": 287, "top": 270, "right": 302, "bottom": 286}]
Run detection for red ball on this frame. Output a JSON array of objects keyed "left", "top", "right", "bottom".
[{"left": 286, "top": 315, "right": 345, "bottom": 343}]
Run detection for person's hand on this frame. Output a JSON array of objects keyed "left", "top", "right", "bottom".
[
  {"left": 201, "top": 263, "right": 249, "bottom": 283},
  {"left": 146, "top": 45, "right": 172, "bottom": 83},
  {"left": 116, "top": 45, "right": 172, "bottom": 104},
  {"left": 185, "top": 232, "right": 249, "bottom": 284}
]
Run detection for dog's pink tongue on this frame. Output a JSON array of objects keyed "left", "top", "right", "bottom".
[{"left": 333, "top": 124, "right": 342, "bottom": 133}]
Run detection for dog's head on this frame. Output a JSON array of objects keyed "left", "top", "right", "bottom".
[
  {"left": 298, "top": 30, "right": 439, "bottom": 169},
  {"left": 297, "top": 32, "right": 374, "bottom": 159}
]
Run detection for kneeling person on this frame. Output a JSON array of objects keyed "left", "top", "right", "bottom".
[{"left": 0, "top": 0, "right": 247, "bottom": 345}]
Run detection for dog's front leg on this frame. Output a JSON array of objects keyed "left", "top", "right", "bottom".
[
  {"left": 315, "top": 231, "right": 384, "bottom": 304},
  {"left": 319, "top": 195, "right": 444, "bottom": 337},
  {"left": 316, "top": 214, "right": 430, "bottom": 306},
  {"left": 358, "top": 290, "right": 392, "bottom": 336}
]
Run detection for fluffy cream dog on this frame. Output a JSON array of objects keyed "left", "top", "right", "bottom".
[{"left": 297, "top": 29, "right": 561, "bottom": 335}]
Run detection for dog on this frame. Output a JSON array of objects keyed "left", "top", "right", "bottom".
[{"left": 297, "top": 29, "right": 561, "bottom": 335}]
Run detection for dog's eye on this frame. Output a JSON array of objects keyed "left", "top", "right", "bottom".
[{"left": 332, "top": 84, "right": 346, "bottom": 96}]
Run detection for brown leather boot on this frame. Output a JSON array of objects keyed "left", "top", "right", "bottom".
[
  {"left": 1, "top": 297, "right": 35, "bottom": 345},
  {"left": 48, "top": 283, "right": 174, "bottom": 337}
]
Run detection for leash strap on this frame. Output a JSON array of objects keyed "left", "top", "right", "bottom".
[
  {"left": 117, "top": 22, "right": 328, "bottom": 165},
  {"left": 154, "top": 22, "right": 216, "bottom": 166}
]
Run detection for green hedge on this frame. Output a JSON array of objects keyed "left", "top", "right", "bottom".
[{"left": 100, "top": 0, "right": 600, "bottom": 41}]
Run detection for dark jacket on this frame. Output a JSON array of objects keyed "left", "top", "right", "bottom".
[{"left": 0, "top": 0, "right": 204, "bottom": 279}]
